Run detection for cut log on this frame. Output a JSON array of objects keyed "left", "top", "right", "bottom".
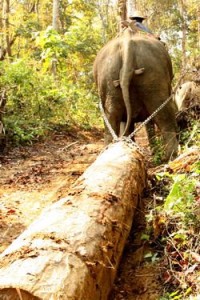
[{"left": 0, "top": 141, "right": 146, "bottom": 300}]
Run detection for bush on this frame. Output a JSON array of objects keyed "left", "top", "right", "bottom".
[{"left": 0, "top": 59, "right": 101, "bottom": 144}]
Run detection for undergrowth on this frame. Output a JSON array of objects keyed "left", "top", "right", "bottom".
[
  {"left": 145, "top": 120, "right": 200, "bottom": 300},
  {"left": 0, "top": 59, "right": 102, "bottom": 145}
]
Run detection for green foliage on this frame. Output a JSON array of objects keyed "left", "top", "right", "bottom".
[
  {"left": 144, "top": 251, "right": 159, "bottom": 263},
  {"left": 0, "top": 1, "right": 199, "bottom": 299},
  {"left": 145, "top": 156, "right": 200, "bottom": 299},
  {"left": 0, "top": 0, "right": 108, "bottom": 144},
  {"left": 164, "top": 174, "right": 197, "bottom": 213},
  {"left": 182, "top": 122, "right": 200, "bottom": 149},
  {"left": 0, "top": 0, "right": 199, "bottom": 148},
  {"left": 138, "top": 0, "right": 200, "bottom": 76},
  {"left": 36, "top": 27, "right": 69, "bottom": 63},
  {"left": 152, "top": 136, "right": 165, "bottom": 165},
  {"left": 0, "top": 59, "right": 100, "bottom": 144},
  {"left": 155, "top": 168, "right": 199, "bottom": 229},
  {"left": 161, "top": 286, "right": 194, "bottom": 299}
]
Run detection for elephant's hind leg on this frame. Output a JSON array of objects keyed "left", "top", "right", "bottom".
[
  {"left": 103, "top": 95, "right": 123, "bottom": 145},
  {"left": 155, "top": 113, "right": 178, "bottom": 161},
  {"left": 145, "top": 120, "right": 157, "bottom": 154}
]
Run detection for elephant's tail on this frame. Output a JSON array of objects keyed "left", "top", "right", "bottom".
[
  {"left": 120, "top": 74, "right": 133, "bottom": 136},
  {"left": 120, "top": 35, "right": 135, "bottom": 136}
]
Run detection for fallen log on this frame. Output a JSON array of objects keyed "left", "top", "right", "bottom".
[{"left": 0, "top": 141, "right": 146, "bottom": 300}]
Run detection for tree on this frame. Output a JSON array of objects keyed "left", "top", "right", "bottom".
[
  {"left": 178, "top": 0, "right": 187, "bottom": 71},
  {"left": 118, "top": 0, "right": 127, "bottom": 31},
  {"left": 0, "top": 0, "right": 17, "bottom": 60},
  {"left": 96, "top": 0, "right": 110, "bottom": 43},
  {"left": 0, "top": 0, "right": 198, "bottom": 145},
  {"left": 52, "top": 0, "right": 60, "bottom": 30},
  {"left": 51, "top": 0, "right": 60, "bottom": 77}
]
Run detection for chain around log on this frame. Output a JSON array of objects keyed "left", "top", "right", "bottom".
[{"left": 98, "top": 69, "right": 189, "bottom": 156}]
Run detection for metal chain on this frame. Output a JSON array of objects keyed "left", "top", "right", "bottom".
[
  {"left": 119, "top": 136, "right": 147, "bottom": 156},
  {"left": 99, "top": 92, "right": 174, "bottom": 149},
  {"left": 99, "top": 70, "right": 189, "bottom": 149},
  {"left": 99, "top": 101, "right": 118, "bottom": 141},
  {"left": 128, "top": 70, "right": 188, "bottom": 139},
  {"left": 99, "top": 101, "right": 146, "bottom": 155},
  {"left": 128, "top": 94, "right": 174, "bottom": 139}
]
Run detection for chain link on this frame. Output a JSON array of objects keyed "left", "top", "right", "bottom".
[
  {"left": 99, "top": 101, "right": 146, "bottom": 155},
  {"left": 118, "top": 136, "right": 147, "bottom": 156},
  {"left": 128, "top": 94, "right": 174, "bottom": 139},
  {"left": 99, "top": 101, "right": 118, "bottom": 141},
  {"left": 99, "top": 69, "right": 189, "bottom": 149},
  {"left": 128, "top": 71, "right": 188, "bottom": 139}
]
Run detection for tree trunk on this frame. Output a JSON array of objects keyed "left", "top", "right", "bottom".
[
  {"left": 0, "top": 0, "right": 11, "bottom": 59},
  {"left": 0, "top": 141, "right": 146, "bottom": 300},
  {"left": 0, "top": 0, "right": 18, "bottom": 61},
  {"left": 52, "top": 0, "right": 60, "bottom": 30},
  {"left": 96, "top": 0, "right": 110, "bottom": 44},
  {"left": 51, "top": 0, "right": 60, "bottom": 78},
  {"left": 0, "top": 89, "right": 6, "bottom": 151},
  {"left": 179, "top": 0, "right": 187, "bottom": 71},
  {"left": 198, "top": 5, "right": 200, "bottom": 51},
  {"left": 118, "top": 0, "right": 127, "bottom": 31}
]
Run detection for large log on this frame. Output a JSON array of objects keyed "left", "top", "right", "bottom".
[{"left": 0, "top": 141, "right": 146, "bottom": 300}]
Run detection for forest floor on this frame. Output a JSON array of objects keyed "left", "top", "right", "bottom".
[{"left": 0, "top": 127, "right": 165, "bottom": 299}]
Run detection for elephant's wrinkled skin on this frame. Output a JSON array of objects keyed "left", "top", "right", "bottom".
[{"left": 93, "top": 29, "right": 178, "bottom": 161}]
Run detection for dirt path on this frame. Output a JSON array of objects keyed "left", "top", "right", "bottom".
[
  {"left": 0, "top": 128, "right": 162, "bottom": 299},
  {"left": 0, "top": 129, "right": 104, "bottom": 253}
]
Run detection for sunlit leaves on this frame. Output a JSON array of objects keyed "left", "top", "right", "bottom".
[
  {"left": 164, "top": 174, "right": 196, "bottom": 212},
  {"left": 35, "top": 26, "right": 69, "bottom": 70},
  {"left": 137, "top": 0, "right": 200, "bottom": 74},
  {"left": 0, "top": 0, "right": 199, "bottom": 144}
]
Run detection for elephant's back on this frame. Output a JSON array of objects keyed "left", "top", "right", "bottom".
[
  {"left": 93, "top": 38, "right": 121, "bottom": 86},
  {"left": 131, "top": 36, "right": 173, "bottom": 83}
]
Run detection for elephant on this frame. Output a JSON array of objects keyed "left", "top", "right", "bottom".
[{"left": 93, "top": 27, "right": 178, "bottom": 161}]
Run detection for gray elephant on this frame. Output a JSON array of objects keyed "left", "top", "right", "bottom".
[{"left": 93, "top": 27, "right": 178, "bottom": 161}]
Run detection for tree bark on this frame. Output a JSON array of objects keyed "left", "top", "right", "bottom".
[
  {"left": 0, "top": 141, "right": 146, "bottom": 300},
  {"left": 179, "top": 0, "right": 187, "bottom": 71},
  {"left": 97, "top": 0, "right": 111, "bottom": 44},
  {"left": 118, "top": 0, "right": 127, "bottom": 31},
  {"left": 198, "top": 5, "right": 200, "bottom": 51},
  {"left": 0, "top": 89, "right": 6, "bottom": 151},
  {"left": 52, "top": 0, "right": 60, "bottom": 31},
  {"left": 0, "top": 0, "right": 11, "bottom": 59},
  {"left": 52, "top": 0, "right": 60, "bottom": 78}
]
